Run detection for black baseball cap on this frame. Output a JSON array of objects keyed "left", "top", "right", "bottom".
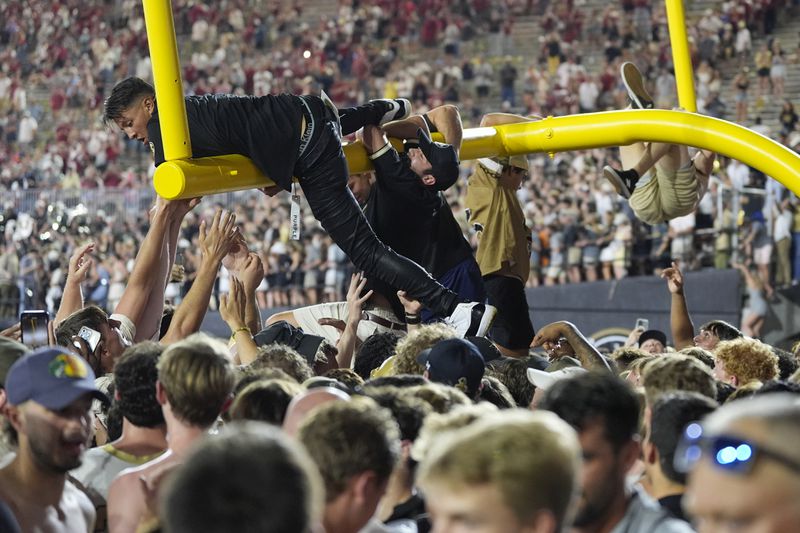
[
  {"left": 639, "top": 329, "right": 668, "bottom": 347},
  {"left": 417, "top": 338, "right": 485, "bottom": 397},
  {"left": 416, "top": 128, "right": 460, "bottom": 191}
]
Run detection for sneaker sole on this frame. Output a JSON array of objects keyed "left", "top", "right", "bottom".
[
  {"left": 620, "top": 62, "right": 653, "bottom": 110},
  {"left": 466, "top": 304, "right": 497, "bottom": 338},
  {"left": 379, "top": 98, "right": 412, "bottom": 126},
  {"left": 603, "top": 166, "right": 632, "bottom": 200}
]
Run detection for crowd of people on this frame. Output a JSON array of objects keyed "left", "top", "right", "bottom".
[
  {"left": 0, "top": 1, "right": 799, "bottom": 531},
  {"left": 0, "top": 224, "right": 799, "bottom": 531},
  {"left": 0, "top": 0, "right": 799, "bottom": 316}
]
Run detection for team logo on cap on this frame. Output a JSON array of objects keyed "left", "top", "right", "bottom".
[
  {"left": 48, "top": 354, "right": 88, "bottom": 379},
  {"left": 454, "top": 377, "right": 468, "bottom": 394}
]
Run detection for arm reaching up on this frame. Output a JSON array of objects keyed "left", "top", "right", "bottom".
[
  {"left": 54, "top": 242, "right": 95, "bottom": 326},
  {"left": 230, "top": 250, "right": 265, "bottom": 336},
  {"left": 336, "top": 272, "right": 373, "bottom": 370},
  {"left": 532, "top": 321, "right": 611, "bottom": 372},
  {"left": 115, "top": 197, "right": 200, "bottom": 341},
  {"left": 661, "top": 261, "right": 695, "bottom": 349},
  {"left": 220, "top": 278, "right": 258, "bottom": 365},
  {"left": 161, "top": 209, "right": 238, "bottom": 344}
]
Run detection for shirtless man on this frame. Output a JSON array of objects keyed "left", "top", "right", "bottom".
[
  {"left": 0, "top": 346, "right": 108, "bottom": 532},
  {"left": 106, "top": 334, "right": 235, "bottom": 533}
]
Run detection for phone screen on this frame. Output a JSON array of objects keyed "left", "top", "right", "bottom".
[
  {"left": 20, "top": 310, "right": 50, "bottom": 348},
  {"left": 635, "top": 318, "right": 649, "bottom": 331}
]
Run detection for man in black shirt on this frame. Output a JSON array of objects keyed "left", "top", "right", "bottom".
[
  {"left": 346, "top": 104, "right": 485, "bottom": 322},
  {"left": 102, "top": 77, "right": 494, "bottom": 336}
]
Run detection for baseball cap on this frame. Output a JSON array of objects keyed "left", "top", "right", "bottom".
[
  {"left": 464, "top": 336, "right": 502, "bottom": 364},
  {"left": 416, "top": 128, "right": 460, "bottom": 191},
  {"left": 254, "top": 321, "right": 324, "bottom": 365},
  {"left": 417, "top": 338, "right": 485, "bottom": 397},
  {"left": 638, "top": 329, "right": 668, "bottom": 347},
  {"left": 526, "top": 366, "right": 587, "bottom": 391},
  {"left": 5, "top": 346, "right": 107, "bottom": 410}
]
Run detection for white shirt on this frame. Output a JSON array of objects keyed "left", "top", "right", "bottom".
[{"left": 774, "top": 210, "right": 792, "bottom": 241}]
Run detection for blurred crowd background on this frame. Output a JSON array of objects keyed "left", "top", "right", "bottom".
[{"left": 1, "top": 0, "right": 799, "bottom": 320}]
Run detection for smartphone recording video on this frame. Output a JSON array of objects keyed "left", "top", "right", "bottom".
[
  {"left": 635, "top": 318, "right": 649, "bottom": 331},
  {"left": 20, "top": 310, "right": 50, "bottom": 348},
  {"left": 77, "top": 326, "right": 102, "bottom": 354}
]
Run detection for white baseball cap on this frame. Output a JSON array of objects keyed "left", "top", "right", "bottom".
[{"left": 527, "top": 367, "right": 587, "bottom": 390}]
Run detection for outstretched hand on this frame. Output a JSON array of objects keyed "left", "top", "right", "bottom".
[
  {"left": 397, "top": 290, "right": 423, "bottom": 315},
  {"left": 346, "top": 272, "right": 373, "bottom": 319},
  {"left": 219, "top": 278, "right": 248, "bottom": 331},
  {"left": 68, "top": 242, "right": 95, "bottom": 283},
  {"left": 531, "top": 321, "right": 576, "bottom": 358},
  {"left": 660, "top": 261, "right": 684, "bottom": 294},
  {"left": 199, "top": 209, "right": 239, "bottom": 264},
  {"left": 235, "top": 252, "right": 265, "bottom": 293}
]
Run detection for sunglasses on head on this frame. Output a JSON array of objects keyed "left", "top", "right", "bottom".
[{"left": 674, "top": 422, "right": 800, "bottom": 476}]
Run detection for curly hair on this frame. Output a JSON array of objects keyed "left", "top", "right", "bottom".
[
  {"left": 486, "top": 357, "right": 535, "bottom": 408},
  {"left": 354, "top": 332, "right": 400, "bottom": 380},
  {"left": 393, "top": 323, "right": 458, "bottom": 375},
  {"left": 324, "top": 368, "right": 365, "bottom": 390},
  {"left": 715, "top": 338, "right": 779, "bottom": 385},
  {"left": 407, "top": 382, "right": 471, "bottom": 414},
  {"left": 678, "top": 347, "right": 715, "bottom": 370},
  {"left": 114, "top": 341, "right": 165, "bottom": 428},
  {"left": 610, "top": 348, "right": 651, "bottom": 373},
  {"left": 250, "top": 344, "right": 314, "bottom": 383}
]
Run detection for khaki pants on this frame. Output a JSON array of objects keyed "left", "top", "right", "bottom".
[
  {"left": 775, "top": 237, "right": 792, "bottom": 286},
  {"left": 629, "top": 163, "right": 700, "bottom": 225}
]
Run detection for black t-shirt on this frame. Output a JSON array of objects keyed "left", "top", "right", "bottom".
[
  {"left": 363, "top": 147, "right": 473, "bottom": 315},
  {"left": 147, "top": 93, "right": 303, "bottom": 190}
]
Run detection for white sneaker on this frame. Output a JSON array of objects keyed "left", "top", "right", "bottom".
[
  {"left": 374, "top": 98, "right": 412, "bottom": 126},
  {"left": 445, "top": 302, "right": 497, "bottom": 338}
]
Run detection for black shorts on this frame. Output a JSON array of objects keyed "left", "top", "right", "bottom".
[{"left": 484, "top": 275, "right": 535, "bottom": 350}]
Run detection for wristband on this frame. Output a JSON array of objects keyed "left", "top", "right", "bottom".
[
  {"left": 230, "top": 326, "right": 251, "bottom": 342},
  {"left": 405, "top": 313, "right": 421, "bottom": 325}
]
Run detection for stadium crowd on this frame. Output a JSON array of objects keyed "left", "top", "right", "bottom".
[
  {"left": 0, "top": 1, "right": 799, "bottom": 532},
  {"left": 1, "top": 0, "right": 799, "bottom": 319}
]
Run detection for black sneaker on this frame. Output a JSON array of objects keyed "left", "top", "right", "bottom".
[
  {"left": 603, "top": 166, "right": 639, "bottom": 199},
  {"left": 372, "top": 98, "right": 412, "bottom": 126},
  {"left": 620, "top": 62, "right": 654, "bottom": 110}
]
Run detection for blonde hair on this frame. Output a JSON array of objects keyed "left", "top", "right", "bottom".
[
  {"left": 715, "top": 338, "right": 779, "bottom": 385},
  {"left": 158, "top": 333, "right": 235, "bottom": 427},
  {"left": 411, "top": 403, "right": 497, "bottom": 463},
  {"left": 418, "top": 410, "right": 581, "bottom": 529},
  {"left": 393, "top": 323, "right": 458, "bottom": 375},
  {"left": 641, "top": 355, "right": 717, "bottom": 406}
]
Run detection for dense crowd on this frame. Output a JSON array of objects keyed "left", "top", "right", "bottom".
[
  {"left": 1, "top": 1, "right": 800, "bottom": 532},
  {"left": 1, "top": 0, "right": 799, "bottom": 318}
]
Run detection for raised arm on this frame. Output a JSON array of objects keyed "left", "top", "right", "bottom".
[
  {"left": 479, "top": 112, "right": 542, "bottom": 128},
  {"left": 115, "top": 198, "right": 199, "bottom": 341},
  {"left": 532, "top": 321, "right": 612, "bottom": 372},
  {"left": 382, "top": 104, "right": 463, "bottom": 153},
  {"left": 54, "top": 242, "right": 95, "bottom": 326},
  {"left": 160, "top": 209, "right": 238, "bottom": 344},
  {"left": 661, "top": 261, "right": 695, "bottom": 350},
  {"left": 336, "top": 272, "right": 373, "bottom": 369},
  {"left": 220, "top": 277, "right": 258, "bottom": 365}
]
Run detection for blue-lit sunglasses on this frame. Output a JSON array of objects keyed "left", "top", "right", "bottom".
[{"left": 674, "top": 422, "right": 800, "bottom": 475}]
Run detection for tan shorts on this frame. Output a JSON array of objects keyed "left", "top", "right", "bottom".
[
  {"left": 629, "top": 163, "right": 701, "bottom": 225},
  {"left": 292, "top": 302, "right": 405, "bottom": 346}
]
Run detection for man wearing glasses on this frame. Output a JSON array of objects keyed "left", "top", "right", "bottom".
[
  {"left": 465, "top": 113, "right": 538, "bottom": 357},
  {"left": 679, "top": 393, "right": 800, "bottom": 533}
]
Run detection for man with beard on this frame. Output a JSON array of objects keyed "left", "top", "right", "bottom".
[
  {"left": 0, "top": 346, "right": 108, "bottom": 532},
  {"left": 540, "top": 372, "right": 694, "bottom": 533}
]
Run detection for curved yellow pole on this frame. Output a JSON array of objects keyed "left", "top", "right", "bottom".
[
  {"left": 665, "top": 0, "right": 697, "bottom": 112},
  {"left": 154, "top": 110, "right": 800, "bottom": 199},
  {"left": 142, "top": 0, "right": 192, "bottom": 161}
]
